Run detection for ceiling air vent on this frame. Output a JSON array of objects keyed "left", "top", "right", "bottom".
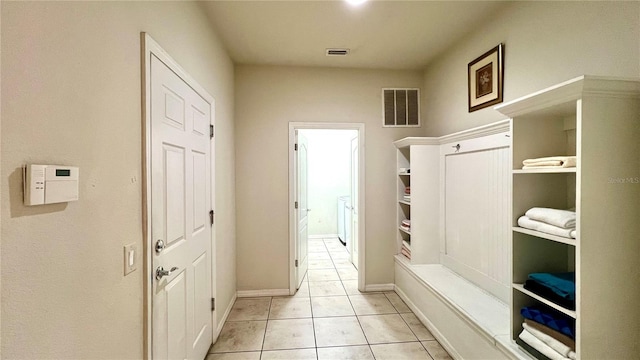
[
  {"left": 382, "top": 88, "right": 420, "bottom": 127},
  {"left": 326, "top": 48, "right": 350, "bottom": 56}
]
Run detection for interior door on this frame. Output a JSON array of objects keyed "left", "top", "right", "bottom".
[
  {"left": 350, "top": 136, "right": 359, "bottom": 269},
  {"left": 295, "top": 131, "right": 309, "bottom": 288},
  {"left": 151, "top": 54, "right": 213, "bottom": 360}
]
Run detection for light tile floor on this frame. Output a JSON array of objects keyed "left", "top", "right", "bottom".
[{"left": 208, "top": 237, "right": 452, "bottom": 360}]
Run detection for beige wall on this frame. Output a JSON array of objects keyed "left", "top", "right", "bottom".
[
  {"left": 235, "top": 65, "right": 423, "bottom": 291},
  {"left": 422, "top": 1, "right": 640, "bottom": 136},
  {"left": 1, "top": 2, "right": 235, "bottom": 358}
]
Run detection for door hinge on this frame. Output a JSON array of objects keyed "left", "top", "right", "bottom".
[
  {"left": 209, "top": 210, "right": 214, "bottom": 226},
  {"left": 294, "top": 143, "right": 298, "bottom": 151},
  {"left": 295, "top": 260, "right": 299, "bottom": 267},
  {"left": 295, "top": 201, "right": 298, "bottom": 209},
  {"left": 211, "top": 298, "right": 215, "bottom": 311},
  {"left": 210, "top": 125, "right": 214, "bottom": 139}
]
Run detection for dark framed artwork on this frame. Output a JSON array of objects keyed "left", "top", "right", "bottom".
[{"left": 468, "top": 44, "right": 504, "bottom": 112}]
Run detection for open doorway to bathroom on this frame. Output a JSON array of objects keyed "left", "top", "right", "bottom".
[{"left": 288, "top": 123, "right": 365, "bottom": 296}]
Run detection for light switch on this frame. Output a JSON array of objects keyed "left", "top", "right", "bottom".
[{"left": 124, "top": 243, "right": 137, "bottom": 275}]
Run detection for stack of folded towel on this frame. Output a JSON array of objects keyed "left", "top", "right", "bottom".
[
  {"left": 524, "top": 272, "right": 575, "bottom": 310},
  {"left": 518, "top": 207, "right": 576, "bottom": 239},
  {"left": 519, "top": 306, "right": 576, "bottom": 360},
  {"left": 400, "top": 219, "right": 411, "bottom": 232},
  {"left": 403, "top": 186, "right": 411, "bottom": 202},
  {"left": 522, "top": 156, "right": 576, "bottom": 169},
  {"left": 401, "top": 240, "right": 411, "bottom": 260}
]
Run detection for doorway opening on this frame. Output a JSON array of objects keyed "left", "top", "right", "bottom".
[{"left": 288, "top": 123, "right": 365, "bottom": 295}]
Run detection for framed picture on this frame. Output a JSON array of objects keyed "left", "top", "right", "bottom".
[{"left": 468, "top": 43, "right": 504, "bottom": 112}]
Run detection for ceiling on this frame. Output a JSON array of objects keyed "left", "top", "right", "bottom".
[{"left": 200, "top": 1, "right": 509, "bottom": 70}]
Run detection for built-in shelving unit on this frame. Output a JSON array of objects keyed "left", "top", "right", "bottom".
[
  {"left": 393, "top": 137, "right": 439, "bottom": 264},
  {"left": 496, "top": 75, "right": 640, "bottom": 359},
  {"left": 396, "top": 145, "right": 411, "bottom": 259}
]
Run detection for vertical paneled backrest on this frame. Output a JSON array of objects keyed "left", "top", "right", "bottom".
[{"left": 440, "top": 132, "right": 511, "bottom": 302}]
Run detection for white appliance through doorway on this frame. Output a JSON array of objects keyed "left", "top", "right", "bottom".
[
  {"left": 337, "top": 196, "right": 351, "bottom": 248},
  {"left": 288, "top": 123, "right": 366, "bottom": 295}
]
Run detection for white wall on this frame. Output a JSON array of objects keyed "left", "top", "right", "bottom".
[
  {"left": 422, "top": 1, "right": 640, "bottom": 136},
  {"left": 1, "top": 2, "right": 236, "bottom": 358},
  {"left": 301, "top": 129, "right": 357, "bottom": 237},
  {"left": 235, "top": 65, "right": 424, "bottom": 291}
]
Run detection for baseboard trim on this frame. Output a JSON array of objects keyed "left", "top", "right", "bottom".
[
  {"left": 236, "top": 289, "right": 290, "bottom": 298},
  {"left": 309, "top": 234, "right": 339, "bottom": 240},
  {"left": 364, "top": 283, "right": 395, "bottom": 292},
  {"left": 215, "top": 293, "right": 237, "bottom": 340}
]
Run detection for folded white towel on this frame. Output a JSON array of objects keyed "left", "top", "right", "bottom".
[
  {"left": 525, "top": 207, "right": 576, "bottom": 229},
  {"left": 523, "top": 156, "right": 577, "bottom": 168},
  {"left": 570, "top": 230, "right": 576, "bottom": 238},
  {"left": 524, "top": 160, "right": 563, "bottom": 167},
  {"left": 523, "top": 322, "right": 573, "bottom": 357},
  {"left": 518, "top": 216, "right": 576, "bottom": 239},
  {"left": 519, "top": 329, "right": 571, "bottom": 360}
]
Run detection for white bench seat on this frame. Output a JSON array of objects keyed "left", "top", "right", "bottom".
[{"left": 394, "top": 255, "right": 532, "bottom": 360}]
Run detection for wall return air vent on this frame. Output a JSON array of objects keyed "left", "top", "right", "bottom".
[
  {"left": 382, "top": 88, "right": 420, "bottom": 127},
  {"left": 326, "top": 48, "right": 350, "bottom": 56}
]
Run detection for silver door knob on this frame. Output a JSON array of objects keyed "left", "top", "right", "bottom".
[{"left": 156, "top": 266, "right": 178, "bottom": 280}]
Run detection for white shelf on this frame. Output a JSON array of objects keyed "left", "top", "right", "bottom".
[
  {"left": 512, "top": 227, "right": 576, "bottom": 246},
  {"left": 500, "top": 76, "right": 640, "bottom": 358},
  {"left": 402, "top": 240, "right": 411, "bottom": 250},
  {"left": 395, "top": 139, "right": 440, "bottom": 265},
  {"left": 513, "top": 168, "right": 576, "bottom": 174},
  {"left": 512, "top": 283, "right": 576, "bottom": 319}
]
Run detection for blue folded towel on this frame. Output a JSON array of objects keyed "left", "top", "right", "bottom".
[
  {"left": 521, "top": 306, "right": 575, "bottom": 339},
  {"left": 528, "top": 272, "right": 575, "bottom": 301}
]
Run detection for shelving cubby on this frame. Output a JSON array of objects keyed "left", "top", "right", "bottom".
[
  {"left": 393, "top": 137, "right": 439, "bottom": 265},
  {"left": 496, "top": 75, "right": 640, "bottom": 359},
  {"left": 396, "top": 147, "right": 411, "bottom": 258}
]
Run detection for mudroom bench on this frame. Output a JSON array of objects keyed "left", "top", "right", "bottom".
[{"left": 394, "top": 255, "right": 532, "bottom": 360}]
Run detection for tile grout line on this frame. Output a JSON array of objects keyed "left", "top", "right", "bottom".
[
  {"left": 259, "top": 296, "right": 274, "bottom": 355},
  {"left": 213, "top": 237, "right": 448, "bottom": 359},
  {"left": 342, "top": 263, "right": 376, "bottom": 359},
  {"left": 309, "top": 274, "right": 319, "bottom": 355}
]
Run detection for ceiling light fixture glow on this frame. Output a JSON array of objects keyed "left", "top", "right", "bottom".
[{"left": 345, "top": 0, "right": 368, "bottom": 6}]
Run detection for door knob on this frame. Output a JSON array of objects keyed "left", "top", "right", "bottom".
[{"left": 156, "top": 266, "right": 178, "bottom": 280}]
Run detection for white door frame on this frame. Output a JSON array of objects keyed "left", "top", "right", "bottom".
[
  {"left": 288, "top": 122, "right": 366, "bottom": 294},
  {"left": 142, "top": 32, "right": 216, "bottom": 359}
]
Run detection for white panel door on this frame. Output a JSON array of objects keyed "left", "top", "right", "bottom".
[
  {"left": 151, "top": 54, "right": 212, "bottom": 360},
  {"left": 350, "top": 136, "right": 359, "bottom": 269},
  {"left": 295, "top": 131, "right": 309, "bottom": 288}
]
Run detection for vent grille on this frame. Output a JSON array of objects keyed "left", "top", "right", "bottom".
[
  {"left": 382, "top": 88, "right": 420, "bottom": 127},
  {"left": 326, "top": 48, "right": 350, "bottom": 56}
]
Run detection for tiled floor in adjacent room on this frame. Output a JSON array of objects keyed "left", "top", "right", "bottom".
[{"left": 208, "top": 237, "right": 452, "bottom": 360}]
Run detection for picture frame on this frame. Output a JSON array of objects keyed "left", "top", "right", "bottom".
[{"left": 468, "top": 43, "right": 504, "bottom": 112}]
